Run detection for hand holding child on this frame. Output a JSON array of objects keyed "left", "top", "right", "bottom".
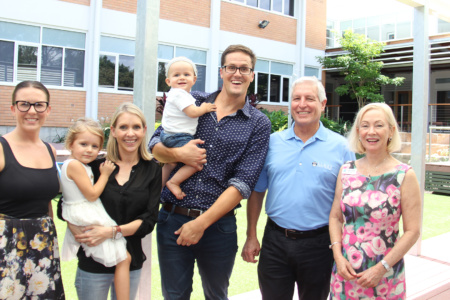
[
  {"left": 201, "top": 103, "right": 217, "bottom": 114},
  {"left": 99, "top": 160, "right": 116, "bottom": 176}
]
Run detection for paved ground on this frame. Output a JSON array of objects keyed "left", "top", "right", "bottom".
[{"left": 229, "top": 232, "right": 450, "bottom": 300}]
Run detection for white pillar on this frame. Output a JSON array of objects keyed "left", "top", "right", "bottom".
[
  {"left": 207, "top": 0, "right": 221, "bottom": 92},
  {"left": 85, "top": 0, "right": 102, "bottom": 119},
  {"left": 289, "top": 0, "right": 306, "bottom": 127},
  {"left": 410, "top": 5, "right": 429, "bottom": 256},
  {"left": 134, "top": 0, "right": 159, "bottom": 299}
]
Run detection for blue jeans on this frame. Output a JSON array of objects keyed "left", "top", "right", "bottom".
[
  {"left": 75, "top": 268, "right": 142, "bottom": 300},
  {"left": 161, "top": 131, "right": 194, "bottom": 148},
  {"left": 157, "top": 207, "right": 238, "bottom": 300}
]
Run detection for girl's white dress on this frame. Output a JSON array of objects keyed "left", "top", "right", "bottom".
[{"left": 60, "top": 159, "right": 127, "bottom": 267}]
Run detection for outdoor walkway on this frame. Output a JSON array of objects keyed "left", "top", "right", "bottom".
[{"left": 230, "top": 232, "right": 450, "bottom": 300}]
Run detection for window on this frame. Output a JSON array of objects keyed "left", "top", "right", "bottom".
[
  {"left": 99, "top": 36, "right": 135, "bottom": 91},
  {"left": 0, "top": 21, "right": 85, "bottom": 87},
  {"left": 0, "top": 41, "right": 14, "bottom": 82},
  {"left": 304, "top": 67, "right": 319, "bottom": 77},
  {"left": 381, "top": 15, "right": 396, "bottom": 41},
  {"left": 157, "top": 45, "right": 207, "bottom": 93},
  {"left": 217, "top": 57, "right": 292, "bottom": 103},
  {"left": 17, "top": 45, "right": 38, "bottom": 82},
  {"left": 396, "top": 15, "right": 411, "bottom": 39},
  {"left": 438, "top": 18, "right": 450, "bottom": 34},
  {"left": 326, "top": 21, "right": 335, "bottom": 47},
  {"left": 332, "top": 11, "right": 414, "bottom": 48},
  {"left": 251, "top": 60, "right": 292, "bottom": 104},
  {"left": 231, "top": 0, "right": 295, "bottom": 17}
]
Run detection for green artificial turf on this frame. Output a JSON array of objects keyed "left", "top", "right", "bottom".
[{"left": 53, "top": 192, "right": 450, "bottom": 299}]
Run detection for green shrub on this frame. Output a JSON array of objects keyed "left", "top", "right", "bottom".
[
  {"left": 320, "top": 116, "right": 350, "bottom": 136},
  {"left": 261, "top": 109, "right": 350, "bottom": 136},
  {"left": 261, "top": 109, "right": 288, "bottom": 133}
]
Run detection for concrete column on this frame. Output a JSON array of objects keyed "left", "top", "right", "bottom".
[
  {"left": 134, "top": 0, "right": 159, "bottom": 136},
  {"left": 85, "top": 0, "right": 102, "bottom": 119},
  {"left": 289, "top": 0, "right": 306, "bottom": 127},
  {"left": 410, "top": 5, "right": 429, "bottom": 256},
  {"left": 134, "top": 0, "right": 159, "bottom": 298},
  {"left": 207, "top": 0, "right": 221, "bottom": 92}
]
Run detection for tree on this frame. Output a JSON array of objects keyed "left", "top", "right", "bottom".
[{"left": 317, "top": 30, "right": 405, "bottom": 109}]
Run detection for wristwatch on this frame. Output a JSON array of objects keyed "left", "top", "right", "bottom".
[
  {"left": 381, "top": 259, "right": 391, "bottom": 272},
  {"left": 114, "top": 226, "right": 123, "bottom": 240}
]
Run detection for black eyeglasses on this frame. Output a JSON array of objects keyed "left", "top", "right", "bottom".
[
  {"left": 15, "top": 101, "right": 49, "bottom": 113},
  {"left": 222, "top": 65, "right": 253, "bottom": 75}
]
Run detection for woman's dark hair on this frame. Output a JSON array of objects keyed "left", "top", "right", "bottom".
[{"left": 12, "top": 81, "right": 50, "bottom": 104}]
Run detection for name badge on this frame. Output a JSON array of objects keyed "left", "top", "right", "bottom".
[{"left": 342, "top": 168, "right": 357, "bottom": 175}]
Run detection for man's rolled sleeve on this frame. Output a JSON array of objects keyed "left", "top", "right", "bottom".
[{"left": 227, "top": 115, "right": 271, "bottom": 199}]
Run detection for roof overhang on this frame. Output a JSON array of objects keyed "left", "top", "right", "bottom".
[{"left": 397, "top": 0, "right": 450, "bottom": 22}]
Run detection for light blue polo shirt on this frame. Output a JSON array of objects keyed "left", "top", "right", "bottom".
[{"left": 255, "top": 122, "right": 355, "bottom": 231}]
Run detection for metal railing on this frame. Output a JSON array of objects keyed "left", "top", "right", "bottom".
[{"left": 428, "top": 125, "right": 450, "bottom": 162}]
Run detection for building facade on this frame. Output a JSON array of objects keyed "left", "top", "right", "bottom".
[
  {"left": 0, "top": 0, "right": 327, "bottom": 141},
  {"left": 323, "top": 1, "right": 450, "bottom": 130}
]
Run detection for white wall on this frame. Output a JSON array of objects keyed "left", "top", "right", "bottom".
[{"left": 0, "top": 0, "right": 89, "bottom": 31}]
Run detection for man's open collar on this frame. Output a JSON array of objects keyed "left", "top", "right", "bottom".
[
  {"left": 205, "top": 91, "right": 252, "bottom": 118},
  {"left": 285, "top": 121, "right": 328, "bottom": 141}
]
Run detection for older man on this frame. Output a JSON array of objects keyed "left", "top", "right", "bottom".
[{"left": 242, "top": 76, "right": 355, "bottom": 299}]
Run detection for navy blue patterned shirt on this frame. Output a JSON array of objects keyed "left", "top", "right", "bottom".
[{"left": 149, "top": 90, "right": 271, "bottom": 210}]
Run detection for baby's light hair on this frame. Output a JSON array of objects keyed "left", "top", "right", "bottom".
[
  {"left": 65, "top": 118, "right": 105, "bottom": 150},
  {"left": 165, "top": 56, "right": 198, "bottom": 77}
]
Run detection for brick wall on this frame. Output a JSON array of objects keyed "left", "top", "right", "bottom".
[
  {"left": 0, "top": 86, "right": 15, "bottom": 126},
  {"left": 160, "top": 0, "right": 210, "bottom": 28},
  {"left": 97, "top": 93, "right": 133, "bottom": 123},
  {"left": 305, "top": 0, "right": 326, "bottom": 50},
  {"left": 47, "top": 90, "right": 86, "bottom": 127},
  {"left": 0, "top": 87, "right": 86, "bottom": 128},
  {"left": 59, "top": 0, "right": 90, "bottom": 6},
  {"left": 103, "top": 0, "right": 137, "bottom": 14},
  {"left": 221, "top": 2, "right": 296, "bottom": 44}
]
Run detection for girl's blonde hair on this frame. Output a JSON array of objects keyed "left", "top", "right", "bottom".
[
  {"left": 106, "top": 102, "right": 153, "bottom": 162},
  {"left": 347, "top": 102, "right": 402, "bottom": 154},
  {"left": 65, "top": 118, "right": 104, "bottom": 150}
]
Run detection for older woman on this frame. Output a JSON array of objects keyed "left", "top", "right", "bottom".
[
  {"left": 65, "top": 103, "right": 161, "bottom": 300},
  {"left": 0, "top": 81, "right": 65, "bottom": 299},
  {"left": 329, "top": 103, "right": 421, "bottom": 299}
]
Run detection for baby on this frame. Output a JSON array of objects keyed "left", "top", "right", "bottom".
[{"left": 160, "top": 56, "right": 216, "bottom": 199}]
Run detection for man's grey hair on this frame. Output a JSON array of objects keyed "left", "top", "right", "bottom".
[{"left": 290, "top": 76, "right": 326, "bottom": 102}]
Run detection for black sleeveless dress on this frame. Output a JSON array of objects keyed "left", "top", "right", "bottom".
[{"left": 0, "top": 137, "right": 65, "bottom": 299}]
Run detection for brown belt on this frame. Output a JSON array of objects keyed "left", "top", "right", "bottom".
[
  {"left": 267, "top": 217, "right": 329, "bottom": 239},
  {"left": 162, "top": 203, "right": 235, "bottom": 219}
]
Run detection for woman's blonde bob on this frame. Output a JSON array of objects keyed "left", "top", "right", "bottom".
[
  {"left": 106, "top": 102, "right": 153, "bottom": 162},
  {"left": 347, "top": 102, "right": 402, "bottom": 154}
]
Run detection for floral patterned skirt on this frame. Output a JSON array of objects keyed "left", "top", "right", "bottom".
[{"left": 0, "top": 213, "right": 65, "bottom": 299}]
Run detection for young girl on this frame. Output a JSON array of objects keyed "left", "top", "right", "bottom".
[{"left": 60, "top": 118, "right": 131, "bottom": 300}]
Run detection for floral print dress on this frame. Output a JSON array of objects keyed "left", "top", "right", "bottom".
[{"left": 330, "top": 161, "right": 411, "bottom": 300}]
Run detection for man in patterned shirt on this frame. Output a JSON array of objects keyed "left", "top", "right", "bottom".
[{"left": 149, "top": 44, "right": 271, "bottom": 300}]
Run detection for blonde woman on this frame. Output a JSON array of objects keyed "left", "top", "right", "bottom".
[
  {"left": 329, "top": 103, "right": 421, "bottom": 299},
  {"left": 63, "top": 103, "right": 161, "bottom": 300}
]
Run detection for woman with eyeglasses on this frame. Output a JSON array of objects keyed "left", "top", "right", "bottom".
[{"left": 0, "top": 81, "right": 65, "bottom": 299}]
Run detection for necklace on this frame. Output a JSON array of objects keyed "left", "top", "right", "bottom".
[{"left": 365, "top": 155, "right": 390, "bottom": 177}]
